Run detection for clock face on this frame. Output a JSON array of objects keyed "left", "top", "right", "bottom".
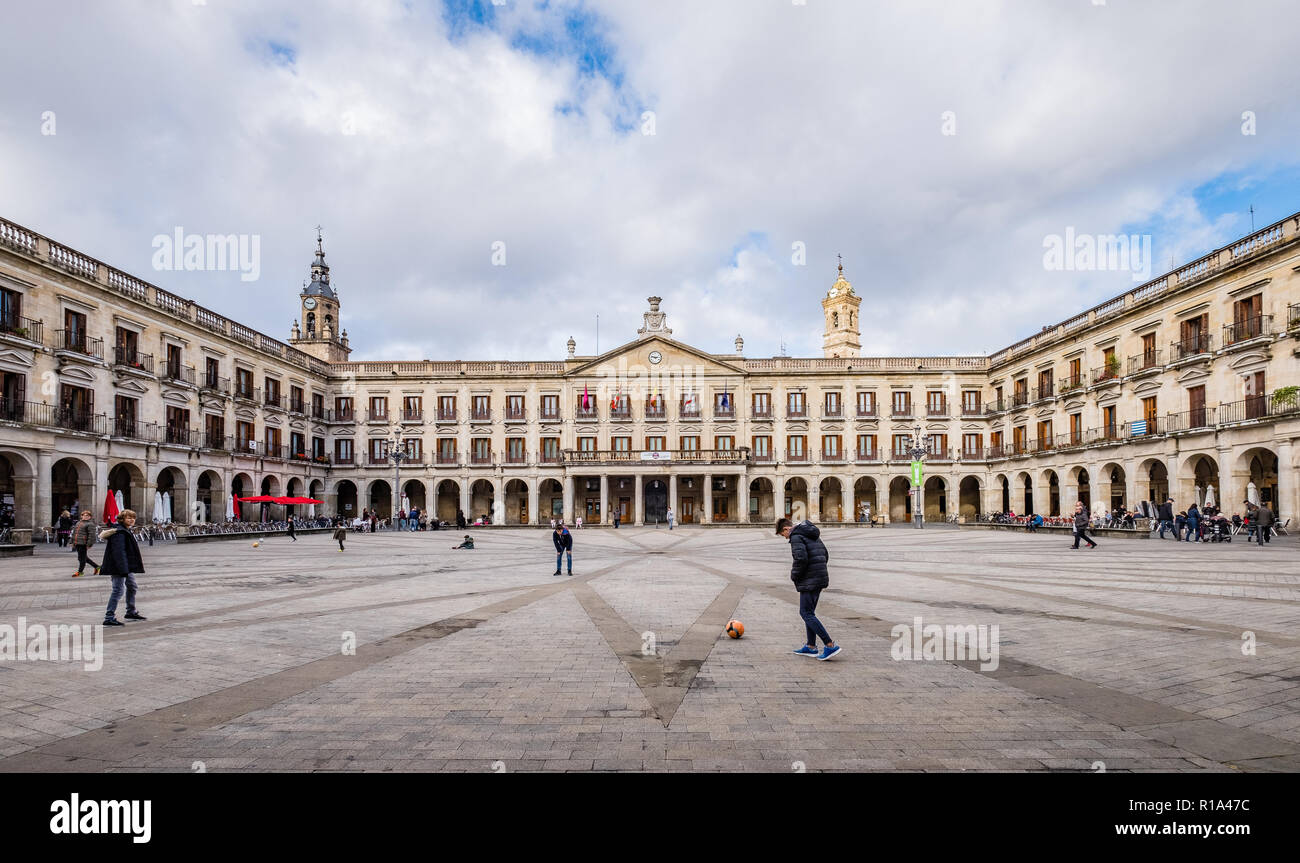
[
  {"left": 303, "top": 297, "right": 317, "bottom": 310},
  {"left": 648, "top": 351, "right": 662, "bottom": 365}
]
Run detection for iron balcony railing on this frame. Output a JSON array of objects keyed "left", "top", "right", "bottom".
[
  {"left": 985, "top": 398, "right": 1008, "bottom": 413},
  {"left": 234, "top": 385, "right": 261, "bottom": 402},
  {"left": 1171, "top": 333, "right": 1212, "bottom": 361},
  {"left": 752, "top": 451, "right": 773, "bottom": 462},
  {"left": 890, "top": 407, "right": 912, "bottom": 418},
  {"left": 961, "top": 404, "right": 983, "bottom": 416},
  {"left": 1128, "top": 350, "right": 1162, "bottom": 374},
  {"left": 328, "top": 407, "right": 355, "bottom": 422},
  {"left": 201, "top": 374, "right": 230, "bottom": 395},
  {"left": 1223, "top": 314, "right": 1272, "bottom": 346},
  {"left": 263, "top": 393, "right": 284, "bottom": 410},
  {"left": 1091, "top": 364, "right": 1122, "bottom": 384},
  {"left": 1289, "top": 303, "right": 1300, "bottom": 331},
  {"left": 856, "top": 406, "right": 877, "bottom": 418},
  {"left": 1058, "top": 374, "right": 1086, "bottom": 395},
  {"left": 311, "top": 404, "right": 326, "bottom": 420},
  {"left": 961, "top": 446, "right": 985, "bottom": 460},
  {"left": 926, "top": 403, "right": 948, "bottom": 416},
  {"left": 365, "top": 408, "right": 388, "bottom": 422},
  {"left": 608, "top": 407, "right": 630, "bottom": 420},
  {"left": 713, "top": 407, "right": 736, "bottom": 419},
  {"left": 0, "top": 315, "right": 43, "bottom": 343},
  {"left": 820, "top": 450, "right": 846, "bottom": 462},
  {"left": 1219, "top": 390, "right": 1299, "bottom": 424},
  {"left": 333, "top": 452, "right": 355, "bottom": 465},
  {"left": 437, "top": 452, "right": 460, "bottom": 465},
  {"left": 1031, "top": 383, "right": 1053, "bottom": 401},
  {"left": 751, "top": 408, "right": 773, "bottom": 420},
  {"left": 1011, "top": 390, "right": 1029, "bottom": 407},
  {"left": 505, "top": 409, "right": 527, "bottom": 422},
  {"left": 854, "top": 449, "right": 880, "bottom": 463},
  {"left": 539, "top": 452, "right": 562, "bottom": 463},
  {"left": 55, "top": 330, "right": 104, "bottom": 359},
  {"left": 402, "top": 408, "right": 424, "bottom": 422},
  {"left": 564, "top": 449, "right": 748, "bottom": 465},
  {"left": 786, "top": 408, "right": 808, "bottom": 419},
  {"left": 289, "top": 399, "right": 307, "bottom": 415},
  {"left": 470, "top": 451, "right": 493, "bottom": 465},
  {"left": 164, "top": 425, "right": 194, "bottom": 446},
  {"left": 786, "top": 450, "right": 808, "bottom": 462},
  {"left": 437, "top": 409, "right": 458, "bottom": 421},
  {"left": 471, "top": 409, "right": 491, "bottom": 422},
  {"left": 163, "top": 363, "right": 196, "bottom": 385},
  {"left": 202, "top": 432, "right": 230, "bottom": 451},
  {"left": 112, "top": 418, "right": 157, "bottom": 442},
  {"left": 112, "top": 347, "right": 154, "bottom": 373},
  {"left": 505, "top": 451, "right": 529, "bottom": 464},
  {"left": 644, "top": 403, "right": 666, "bottom": 419},
  {"left": 678, "top": 405, "right": 701, "bottom": 421},
  {"left": 822, "top": 406, "right": 843, "bottom": 420},
  {"left": 1166, "top": 406, "right": 1216, "bottom": 432}
]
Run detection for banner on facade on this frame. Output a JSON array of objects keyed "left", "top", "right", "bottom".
[
  {"left": 640, "top": 451, "right": 671, "bottom": 462},
  {"left": 911, "top": 460, "right": 923, "bottom": 486}
]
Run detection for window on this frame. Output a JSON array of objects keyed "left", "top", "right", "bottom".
[
  {"left": 1037, "top": 369, "right": 1053, "bottom": 398},
  {"left": 114, "top": 326, "right": 140, "bottom": 367},
  {"left": 471, "top": 438, "right": 489, "bottom": 463},
  {"left": 1102, "top": 405, "right": 1117, "bottom": 438},
  {"left": 507, "top": 395, "right": 525, "bottom": 420},
  {"left": 714, "top": 435, "right": 734, "bottom": 451},
  {"left": 439, "top": 395, "right": 457, "bottom": 420},
  {"left": 472, "top": 395, "right": 489, "bottom": 420},
  {"left": 856, "top": 391, "right": 875, "bottom": 417},
  {"left": 205, "top": 414, "right": 224, "bottom": 449},
  {"left": 823, "top": 392, "right": 841, "bottom": 417},
  {"left": 1187, "top": 385, "right": 1207, "bottom": 428},
  {"left": 114, "top": 395, "right": 138, "bottom": 437},
  {"left": 540, "top": 395, "right": 559, "bottom": 420},
  {"left": 1232, "top": 294, "right": 1264, "bottom": 342},
  {"left": 264, "top": 377, "right": 280, "bottom": 405},
  {"left": 312, "top": 392, "right": 324, "bottom": 418},
  {"left": 714, "top": 391, "right": 734, "bottom": 416},
  {"left": 577, "top": 392, "right": 598, "bottom": 418},
  {"left": 369, "top": 396, "right": 387, "bottom": 420},
  {"left": 1140, "top": 333, "right": 1157, "bottom": 368},
  {"left": 962, "top": 433, "right": 981, "bottom": 457},
  {"left": 927, "top": 391, "right": 946, "bottom": 416},
  {"left": 369, "top": 439, "right": 386, "bottom": 464},
  {"left": 1013, "top": 378, "right": 1028, "bottom": 404},
  {"left": 891, "top": 391, "right": 911, "bottom": 416},
  {"left": 1013, "top": 426, "right": 1027, "bottom": 452},
  {"left": 166, "top": 407, "right": 190, "bottom": 444},
  {"left": 236, "top": 368, "right": 254, "bottom": 398},
  {"left": 752, "top": 435, "right": 771, "bottom": 460},
  {"left": 1179, "top": 314, "right": 1209, "bottom": 356},
  {"left": 892, "top": 434, "right": 910, "bottom": 457},
  {"left": 507, "top": 437, "right": 526, "bottom": 463},
  {"left": 578, "top": 436, "right": 597, "bottom": 453},
  {"left": 541, "top": 437, "right": 561, "bottom": 461},
  {"left": 787, "top": 435, "right": 806, "bottom": 459},
  {"left": 62, "top": 309, "right": 87, "bottom": 352},
  {"left": 1101, "top": 346, "right": 1117, "bottom": 379},
  {"left": 1069, "top": 413, "right": 1082, "bottom": 444},
  {"left": 438, "top": 438, "right": 458, "bottom": 463},
  {"left": 1142, "top": 396, "right": 1158, "bottom": 423},
  {"left": 856, "top": 434, "right": 876, "bottom": 458},
  {"left": 821, "top": 435, "right": 840, "bottom": 458},
  {"left": 990, "top": 430, "right": 1003, "bottom": 452},
  {"left": 0, "top": 288, "right": 22, "bottom": 330},
  {"left": 403, "top": 396, "right": 423, "bottom": 421},
  {"left": 645, "top": 392, "right": 666, "bottom": 417},
  {"left": 1035, "top": 421, "right": 1052, "bottom": 450},
  {"left": 167, "top": 344, "right": 184, "bottom": 379},
  {"left": 787, "top": 391, "right": 805, "bottom": 417},
  {"left": 645, "top": 436, "right": 666, "bottom": 451},
  {"left": 335, "top": 438, "right": 354, "bottom": 464},
  {"left": 264, "top": 425, "right": 281, "bottom": 454},
  {"left": 335, "top": 397, "right": 354, "bottom": 420},
  {"left": 680, "top": 435, "right": 699, "bottom": 452},
  {"left": 290, "top": 386, "right": 305, "bottom": 413},
  {"left": 612, "top": 436, "right": 631, "bottom": 455},
  {"left": 236, "top": 421, "right": 255, "bottom": 452},
  {"left": 961, "top": 390, "right": 981, "bottom": 415},
  {"left": 1066, "top": 358, "right": 1082, "bottom": 389},
  {"left": 609, "top": 393, "right": 629, "bottom": 418},
  {"left": 312, "top": 436, "right": 325, "bottom": 459},
  {"left": 752, "top": 392, "right": 771, "bottom": 418},
  {"left": 927, "top": 434, "right": 948, "bottom": 457}
]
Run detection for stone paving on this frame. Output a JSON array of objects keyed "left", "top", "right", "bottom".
[{"left": 0, "top": 525, "right": 1297, "bottom": 772}]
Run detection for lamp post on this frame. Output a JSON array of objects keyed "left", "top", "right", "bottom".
[
  {"left": 907, "top": 423, "right": 931, "bottom": 529},
  {"left": 384, "top": 430, "right": 409, "bottom": 526}
]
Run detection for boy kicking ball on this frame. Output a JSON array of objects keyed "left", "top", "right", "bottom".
[{"left": 776, "top": 517, "right": 841, "bottom": 661}]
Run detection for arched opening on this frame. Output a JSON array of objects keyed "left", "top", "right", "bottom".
[
  {"left": 784, "top": 477, "right": 809, "bottom": 521},
  {"left": 1042, "top": 470, "right": 1060, "bottom": 517},
  {"left": 257, "top": 475, "right": 281, "bottom": 522},
  {"left": 923, "top": 476, "right": 946, "bottom": 520},
  {"left": 0, "top": 451, "right": 35, "bottom": 530},
  {"left": 470, "top": 479, "right": 494, "bottom": 523},
  {"left": 103, "top": 461, "right": 142, "bottom": 522},
  {"left": 284, "top": 477, "right": 302, "bottom": 519},
  {"left": 1099, "top": 463, "right": 1125, "bottom": 513},
  {"left": 369, "top": 480, "right": 392, "bottom": 520},
  {"left": 888, "top": 476, "right": 911, "bottom": 522},
  {"left": 958, "top": 476, "right": 981, "bottom": 519},
  {"left": 749, "top": 477, "right": 775, "bottom": 524},
  {"left": 308, "top": 479, "right": 323, "bottom": 518},
  {"left": 196, "top": 470, "right": 221, "bottom": 523},
  {"left": 231, "top": 473, "right": 253, "bottom": 520},
  {"left": 853, "top": 477, "right": 878, "bottom": 522},
  {"left": 997, "top": 474, "right": 1010, "bottom": 513},
  {"left": 819, "top": 477, "right": 844, "bottom": 522},
  {"left": 644, "top": 479, "right": 667, "bottom": 524},
  {"left": 155, "top": 465, "right": 187, "bottom": 523},
  {"left": 402, "top": 479, "right": 426, "bottom": 514},
  {"left": 1018, "top": 472, "right": 1034, "bottom": 515},
  {"left": 1143, "top": 460, "right": 1168, "bottom": 505},
  {"left": 1180, "top": 454, "right": 1220, "bottom": 510},
  {"left": 505, "top": 479, "right": 529, "bottom": 524},
  {"left": 335, "top": 480, "right": 358, "bottom": 520},
  {"left": 437, "top": 479, "right": 463, "bottom": 523},
  {"left": 1239, "top": 447, "right": 1279, "bottom": 511}
]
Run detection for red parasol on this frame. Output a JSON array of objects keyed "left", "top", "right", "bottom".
[
  {"left": 274, "top": 497, "right": 324, "bottom": 505},
  {"left": 235, "top": 495, "right": 280, "bottom": 503},
  {"left": 102, "top": 489, "right": 120, "bottom": 524}
]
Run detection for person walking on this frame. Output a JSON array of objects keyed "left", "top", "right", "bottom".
[
  {"left": 1157, "top": 498, "right": 1175, "bottom": 539},
  {"left": 100, "top": 509, "right": 146, "bottom": 626},
  {"left": 56, "top": 509, "right": 74, "bottom": 548},
  {"left": 333, "top": 517, "right": 347, "bottom": 552},
  {"left": 1253, "top": 501, "right": 1275, "bottom": 545},
  {"left": 1185, "top": 502, "right": 1201, "bottom": 542},
  {"left": 552, "top": 522, "right": 573, "bottom": 576},
  {"left": 286, "top": 517, "right": 297, "bottom": 542},
  {"left": 666, "top": 506, "right": 675, "bottom": 530},
  {"left": 409, "top": 505, "right": 420, "bottom": 531},
  {"left": 71, "top": 510, "right": 100, "bottom": 577},
  {"left": 1070, "top": 500, "right": 1097, "bottom": 549},
  {"left": 777, "top": 518, "right": 841, "bottom": 661}
]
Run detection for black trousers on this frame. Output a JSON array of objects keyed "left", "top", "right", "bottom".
[
  {"left": 75, "top": 544, "right": 99, "bottom": 573},
  {"left": 1072, "top": 525, "right": 1096, "bottom": 548}
]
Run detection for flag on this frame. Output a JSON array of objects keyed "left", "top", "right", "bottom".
[
  {"left": 721, "top": 390, "right": 730, "bottom": 409},
  {"left": 583, "top": 384, "right": 590, "bottom": 410}
]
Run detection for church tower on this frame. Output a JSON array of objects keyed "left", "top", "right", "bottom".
[
  {"left": 288, "top": 229, "right": 351, "bottom": 363},
  {"left": 821, "top": 256, "right": 861, "bottom": 358}
]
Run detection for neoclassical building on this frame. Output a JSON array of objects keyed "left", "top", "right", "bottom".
[{"left": 1, "top": 212, "right": 1296, "bottom": 534}]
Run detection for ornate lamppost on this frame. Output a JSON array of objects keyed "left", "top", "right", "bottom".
[
  {"left": 907, "top": 423, "right": 932, "bottom": 529},
  {"left": 384, "top": 430, "right": 409, "bottom": 525}
]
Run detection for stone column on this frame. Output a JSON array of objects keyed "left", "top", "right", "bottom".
[
  {"left": 1124, "top": 457, "right": 1140, "bottom": 511},
  {"left": 774, "top": 476, "right": 785, "bottom": 521},
  {"left": 702, "top": 473, "right": 712, "bottom": 523},
  {"left": 527, "top": 480, "right": 540, "bottom": 526},
  {"left": 599, "top": 474, "right": 608, "bottom": 525},
  {"left": 460, "top": 478, "right": 471, "bottom": 522},
  {"left": 1277, "top": 440, "right": 1296, "bottom": 525},
  {"left": 738, "top": 471, "right": 750, "bottom": 524},
  {"left": 493, "top": 481, "right": 505, "bottom": 525},
  {"left": 841, "top": 476, "right": 852, "bottom": 523},
  {"left": 668, "top": 474, "right": 677, "bottom": 523},
  {"left": 634, "top": 473, "right": 644, "bottom": 525},
  {"left": 563, "top": 474, "right": 575, "bottom": 524},
  {"left": 36, "top": 449, "right": 53, "bottom": 529},
  {"left": 809, "top": 478, "right": 820, "bottom": 522},
  {"left": 94, "top": 456, "right": 109, "bottom": 515}
]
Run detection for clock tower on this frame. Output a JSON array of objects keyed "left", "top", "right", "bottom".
[
  {"left": 821, "top": 256, "right": 861, "bottom": 358},
  {"left": 289, "top": 229, "right": 351, "bottom": 363}
]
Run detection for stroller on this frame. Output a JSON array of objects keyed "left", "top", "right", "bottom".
[{"left": 1205, "top": 517, "right": 1232, "bottom": 542}]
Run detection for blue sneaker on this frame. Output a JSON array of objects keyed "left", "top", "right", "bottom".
[
  {"left": 793, "top": 645, "right": 819, "bottom": 657},
  {"left": 817, "top": 645, "right": 843, "bottom": 661}
]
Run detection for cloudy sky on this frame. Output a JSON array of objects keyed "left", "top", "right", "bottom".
[{"left": 2, "top": 0, "right": 1298, "bottom": 362}]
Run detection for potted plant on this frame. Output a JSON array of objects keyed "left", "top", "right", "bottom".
[
  {"left": 1271, "top": 386, "right": 1298, "bottom": 412},
  {"left": 1104, "top": 354, "right": 1121, "bottom": 379}
]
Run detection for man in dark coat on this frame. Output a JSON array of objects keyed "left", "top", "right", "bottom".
[
  {"left": 1253, "top": 501, "right": 1275, "bottom": 545},
  {"left": 1071, "top": 500, "right": 1097, "bottom": 549},
  {"left": 552, "top": 523, "right": 572, "bottom": 576},
  {"left": 1157, "top": 498, "right": 1175, "bottom": 539},
  {"left": 99, "top": 509, "right": 146, "bottom": 626},
  {"left": 777, "top": 518, "right": 841, "bottom": 661}
]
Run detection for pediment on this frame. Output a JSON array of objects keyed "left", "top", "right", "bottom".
[
  {"left": 59, "top": 365, "right": 97, "bottom": 384},
  {"left": 1062, "top": 398, "right": 1085, "bottom": 411},
  {"left": 960, "top": 422, "right": 984, "bottom": 431},
  {"left": 1035, "top": 406, "right": 1054, "bottom": 418},
  {"left": 1176, "top": 367, "right": 1211, "bottom": 385},
  {"left": 234, "top": 406, "right": 258, "bottom": 420},
  {"left": 114, "top": 378, "right": 151, "bottom": 395},
  {"left": 567, "top": 336, "right": 747, "bottom": 378},
  {"left": 1132, "top": 379, "right": 1162, "bottom": 396},
  {"left": 161, "top": 390, "right": 192, "bottom": 406},
  {"left": 264, "top": 415, "right": 283, "bottom": 428},
  {"left": 1228, "top": 350, "right": 1270, "bottom": 371},
  {"left": 0, "top": 348, "right": 35, "bottom": 371}
]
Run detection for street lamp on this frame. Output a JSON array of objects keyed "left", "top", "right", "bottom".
[
  {"left": 384, "top": 430, "right": 409, "bottom": 525},
  {"left": 907, "top": 423, "right": 932, "bottom": 529}
]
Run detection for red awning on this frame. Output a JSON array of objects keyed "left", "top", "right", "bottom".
[
  {"left": 274, "top": 497, "right": 323, "bottom": 505},
  {"left": 235, "top": 495, "right": 280, "bottom": 504}
]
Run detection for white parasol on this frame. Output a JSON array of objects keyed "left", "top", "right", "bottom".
[
  {"left": 115, "top": 490, "right": 125, "bottom": 513},
  {"left": 1204, "top": 483, "right": 1216, "bottom": 509},
  {"left": 1247, "top": 481, "right": 1260, "bottom": 505},
  {"left": 162, "top": 491, "right": 172, "bottom": 522},
  {"left": 153, "top": 491, "right": 164, "bottom": 523}
]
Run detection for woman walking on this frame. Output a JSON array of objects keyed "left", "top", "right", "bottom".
[{"left": 56, "top": 509, "right": 74, "bottom": 548}]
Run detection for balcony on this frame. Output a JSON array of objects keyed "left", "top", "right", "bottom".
[
  {"left": 890, "top": 408, "right": 912, "bottom": 419},
  {"left": 1219, "top": 390, "right": 1299, "bottom": 425},
  {"left": 925, "top": 448, "right": 954, "bottom": 463},
  {"left": 539, "top": 452, "right": 563, "bottom": 464},
  {"left": 854, "top": 449, "right": 880, "bottom": 463},
  {"left": 311, "top": 405, "right": 326, "bottom": 420},
  {"left": 786, "top": 409, "right": 808, "bottom": 420},
  {"left": 202, "top": 433, "right": 230, "bottom": 451},
  {"left": 162, "top": 363, "right": 196, "bottom": 386},
  {"left": 1170, "top": 334, "right": 1212, "bottom": 362},
  {"left": 264, "top": 444, "right": 288, "bottom": 460},
  {"left": 926, "top": 404, "right": 949, "bottom": 417},
  {"left": 751, "top": 409, "right": 773, "bottom": 421},
  {"left": 436, "top": 409, "right": 458, "bottom": 422},
  {"left": 289, "top": 399, "right": 307, "bottom": 415},
  {"left": 1057, "top": 375, "right": 1086, "bottom": 396},
  {"left": 1125, "top": 417, "right": 1162, "bottom": 439},
  {"left": 505, "top": 409, "right": 527, "bottom": 423},
  {"left": 856, "top": 406, "right": 877, "bottom": 419},
  {"left": 1030, "top": 384, "right": 1053, "bottom": 402},
  {"left": 263, "top": 393, "right": 284, "bottom": 410},
  {"left": 562, "top": 449, "right": 748, "bottom": 465},
  {"left": 401, "top": 408, "right": 424, "bottom": 423},
  {"left": 234, "top": 386, "right": 261, "bottom": 403},
  {"left": 1167, "top": 406, "right": 1216, "bottom": 433},
  {"left": 820, "top": 450, "right": 846, "bottom": 463},
  {"left": 960, "top": 404, "right": 984, "bottom": 417},
  {"left": 960, "top": 447, "right": 984, "bottom": 460},
  {"left": 1055, "top": 432, "right": 1085, "bottom": 450},
  {"left": 505, "top": 451, "right": 529, "bottom": 465},
  {"left": 234, "top": 438, "right": 259, "bottom": 456},
  {"left": 366, "top": 409, "right": 389, "bottom": 423},
  {"left": 470, "top": 451, "right": 493, "bottom": 465},
  {"left": 328, "top": 408, "right": 355, "bottom": 423},
  {"left": 644, "top": 405, "right": 666, "bottom": 420},
  {"left": 470, "top": 409, "right": 491, "bottom": 423},
  {"left": 985, "top": 398, "right": 1009, "bottom": 414},
  {"left": 436, "top": 452, "right": 460, "bottom": 465},
  {"left": 201, "top": 374, "right": 230, "bottom": 395},
  {"left": 112, "top": 347, "right": 154, "bottom": 374},
  {"left": 112, "top": 418, "right": 156, "bottom": 442},
  {"left": 786, "top": 450, "right": 809, "bottom": 463},
  {"left": 1010, "top": 390, "right": 1029, "bottom": 408},
  {"left": 1290, "top": 303, "right": 1300, "bottom": 331},
  {"left": 55, "top": 330, "right": 104, "bottom": 359},
  {"left": 1090, "top": 364, "right": 1122, "bottom": 385},
  {"left": 678, "top": 406, "right": 702, "bottom": 421},
  {"left": 1127, "top": 350, "right": 1163, "bottom": 375},
  {"left": 0, "top": 315, "right": 43, "bottom": 344},
  {"left": 822, "top": 407, "right": 844, "bottom": 420},
  {"left": 608, "top": 408, "right": 629, "bottom": 421},
  {"left": 289, "top": 450, "right": 315, "bottom": 463},
  {"left": 334, "top": 452, "right": 355, "bottom": 465},
  {"left": 752, "top": 451, "right": 773, "bottom": 462},
  {"left": 1223, "top": 315, "right": 1272, "bottom": 348},
  {"left": 713, "top": 407, "right": 736, "bottom": 420},
  {"left": 164, "top": 425, "right": 194, "bottom": 446}
]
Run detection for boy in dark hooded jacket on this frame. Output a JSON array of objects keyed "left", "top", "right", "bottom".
[
  {"left": 777, "top": 518, "right": 841, "bottom": 661},
  {"left": 100, "top": 509, "right": 146, "bottom": 626}
]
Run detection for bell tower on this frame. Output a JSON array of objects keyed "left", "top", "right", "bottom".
[
  {"left": 289, "top": 228, "right": 351, "bottom": 362},
  {"left": 821, "top": 255, "right": 861, "bottom": 358}
]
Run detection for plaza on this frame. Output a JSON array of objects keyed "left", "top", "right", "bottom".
[{"left": 1, "top": 526, "right": 1297, "bottom": 772}]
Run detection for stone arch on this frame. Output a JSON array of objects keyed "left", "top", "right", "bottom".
[
  {"left": 334, "top": 479, "right": 358, "bottom": 519},
  {"left": 923, "top": 475, "right": 947, "bottom": 520},
  {"left": 0, "top": 449, "right": 37, "bottom": 530},
  {"left": 103, "top": 460, "right": 142, "bottom": 521},
  {"left": 784, "top": 476, "right": 809, "bottom": 522},
  {"left": 154, "top": 465, "right": 188, "bottom": 523},
  {"left": 437, "top": 479, "right": 463, "bottom": 523},
  {"left": 853, "top": 476, "right": 878, "bottom": 522},
  {"left": 366, "top": 479, "right": 392, "bottom": 520},
  {"left": 1071, "top": 466, "right": 1090, "bottom": 512},
  {"left": 1039, "top": 469, "right": 1060, "bottom": 516},
  {"left": 196, "top": 469, "right": 223, "bottom": 523},
  {"left": 505, "top": 478, "right": 529, "bottom": 524},
  {"left": 1236, "top": 446, "right": 1280, "bottom": 512},
  {"left": 1136, "top": 458, "right": 1168, "bottom": 506},
  {"left": 231, "top": 472, "right": 254, "bottom": 520},
  {"left": 401, "top": 479, "right": 426, "bottom": 513},
  {"left": 1015, "top": 471, "right": 1034, "bottom": 515},
  {"left": 470, "top": 479, "right": 494, "bottom": 523},
  {"left": 888, "top": 475, "right": 912, "bottom": 523},
  {"left": 995, "top": 473, "right": 1010, "bottom": 513},
  {"left": 818, "top": 476, "right": 844, "bottom": 522},
  {"left": 958, "top": 475, "right": 981, "bottom": 519},
  {"left": 1177, "top": 453, "right": 1220, "bottom": 510}
]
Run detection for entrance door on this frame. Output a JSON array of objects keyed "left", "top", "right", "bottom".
[
  {"left": 519, "top": 499, "right": 528, "bottom": 525},
  {"left": 644, "top": 480, "right": 667, "bottom": 523},
  {"left": 681, "top": 497, "right": 694, "bottom": 524},
  {"left": 618, "top": 497, "right": 630, "bottom": 521},
  {"left": 585, "top": 498, "right": 599, "bottom": 523},
  {"left": 713, "top": 497, "right": 728, "bottom": 522}
]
